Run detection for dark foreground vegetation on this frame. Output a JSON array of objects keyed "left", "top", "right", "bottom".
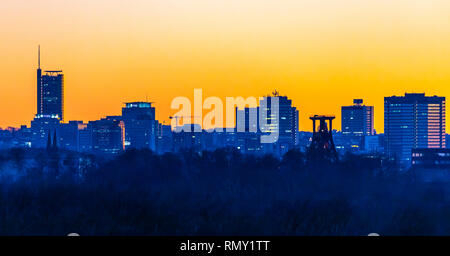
[{"left": 0, "top": 147, "right": 448, "bottom": 235}]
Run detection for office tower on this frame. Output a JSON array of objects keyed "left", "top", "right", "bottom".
[
  {"left": 36, "top": 47, "right": 64, "bottom": 121},
  {"left": 233, "top": 93, "right": 298, "bottom": 156},
  {"left": 88, "top": 117, "right": 124, "bottom": 154},
  {"left": 339, "top": 99, "right": 374, "bottom": 152},
  {"left": 259, "top": 93, "right": 299, "bottom": 156},
  {"left": 121, "top": 102, "right": 157, "bottom": 151},
  {"left": 341, "top": 99, "right": 374, "bottom": 136},
  {"left": 385, "top": 93, "right": 446, "bottom": 166},
  {"left": 30, "top": 116, "right": 60, "bottom": 148}
]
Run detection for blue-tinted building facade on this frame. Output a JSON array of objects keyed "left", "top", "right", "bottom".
[
  {"left": 341, "top": 99, "right": 374, "bottom": 136},
  {"left": 385, "top": 93, "right": 446, "bottom": 166},
  {"left": 233, "top": 95, "right": 298, "bottom": 156},
  {"left": 30, "top": 115, "right": 60, "bottom": 148},
  {"left": 122, "top": 102, "right": 157, "bottom": 151},
  {"left": 156, "top": 124, "right": 173, "bottom": 153},
  {"left": 88, "top": 117, "right": 124, "bottom": 154},
  {"left": 38, "top": 71, "right": 64, "bottom": 122}
]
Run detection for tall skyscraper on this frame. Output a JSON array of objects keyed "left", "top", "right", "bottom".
[
  {"left": 121, "top": 102, "right": 157, "bottom": 150},
  {"left": 36, "top": 46, "right": 64, "bottom": 121},
  {"left": 31, "top": 46, "right": 63, "bottom": 148},
  {"left": 341, "top": 99, "right": 374, "bottom": 136},
  {"left": 259, "top": 93, "right": 299, "bottom": 156},
  {"left": 233, "top": 93, "right": 299, "bottom": 156},
  {"left": 385, "top": 93, "right": 446, "bottom": 166}
]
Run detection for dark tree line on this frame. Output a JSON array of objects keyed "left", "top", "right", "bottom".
[{"left": 0, "top": 147, "right": 447, "bottom": 235}]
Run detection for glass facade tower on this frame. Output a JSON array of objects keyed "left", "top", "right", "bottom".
[{"left": 384, "top": 93, "right": 446, "bottom": 166}]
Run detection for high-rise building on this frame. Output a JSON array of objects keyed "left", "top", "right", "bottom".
[
  {"left": 232, "top": 93, "right": 299, "bottom": 156},
  {"left": 36, "top": 46, "right": 64, "bottom": 121},
  {"left": 233, "top": 93, "right": 298, "bottom": 156},
  {"left": 121, "top": 102, "right": 157, "bottom": 151},
  {"left": 259, "top": 93, "right": 299, "bottom": 156},
  {"left": 339, "top": 99, "right": 374, "bottom": 152},
  {"left": 385, "top": 93, "right": 446, "bottom": 166},
  {"left": 341, "top": 99, "right": 374, "bottom": 136},
  {"left": 88, "top": 117, "right": 124, "bottom": 154}
]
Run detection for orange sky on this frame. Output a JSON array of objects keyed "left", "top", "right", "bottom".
[{"left": 1, "top": 0, "right": 450, "bottom": 132}]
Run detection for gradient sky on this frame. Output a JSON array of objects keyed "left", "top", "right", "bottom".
[{"left": 1, "top": 0, "right": 450, "bottom": 132}]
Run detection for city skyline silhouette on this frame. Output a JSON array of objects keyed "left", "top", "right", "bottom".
[{"left": 2, "top": 0, "right": 450, "bottom": 132}]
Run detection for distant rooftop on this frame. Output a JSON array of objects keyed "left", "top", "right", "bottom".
[
  {"left": 342, "top": 98, "right": 372, "bottom": 108},
  {"left": 124, "top": 102, "right": 154, "bottom": 108},
  {"left": 34, "top": 114, "right": 60, "bottom": 119},
  {"left": 353, "top": 99, "right": 363, "bottom": 105},
  {"left": 43, "top": 70, "right": 63, "bottom": 76},
  {"left": 385, "top": 93, "right": 445, "bottom": 103}
]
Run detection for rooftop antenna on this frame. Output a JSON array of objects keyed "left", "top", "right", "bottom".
[{"left": 38, "top": 45, "right": 41, "bottom": 69}]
